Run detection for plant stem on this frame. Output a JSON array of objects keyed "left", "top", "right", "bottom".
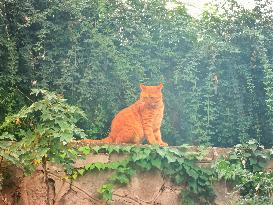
[{"left": 42, "top": 156, "right": 50, "bottom": 205}]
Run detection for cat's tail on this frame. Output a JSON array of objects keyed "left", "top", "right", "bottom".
[{"left": 80, "top": 136, "right": 113, "bottom": 143}]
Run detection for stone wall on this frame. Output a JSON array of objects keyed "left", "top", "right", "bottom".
[{"left": 1, "top": 147, "right": 273, "bottom": 205}]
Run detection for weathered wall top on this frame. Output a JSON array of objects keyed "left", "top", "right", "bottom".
[{"left": 2, "top": 146, "right": 273, "bottom": 205}]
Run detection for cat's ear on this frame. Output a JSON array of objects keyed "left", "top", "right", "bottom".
[
  {"left": 140, "top": 83, "right": 145, "bottom": 90},
  {"left": 159, "top": 82, "right": 163, "bottom": 89}
]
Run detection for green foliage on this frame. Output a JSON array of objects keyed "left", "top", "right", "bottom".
[
  {"left": 1, "top": 0, "right": 273, "bottom": 202},
  {"left": 0, "top": 89, "right": 86, "bottom": 173},
  {"left": 235, "top": 195, "right": 273, "bottom": 205},
  {"left": 97, "top": 183, "right": 113, "bottom": 201},
  {"left": 228, "top": 139, "right": 271, "bottom": 172},
  {"left": 1, "top": 0, "right": 273, "bottom": 147},
  {"left": 239, "top": 171, "right": 273, "bottom": 199},
  {"left": 213, "top": 139, "right": 273, "bottom": 202},
  {"left": 73, "top": 144, "right": 215, "bottom": 204}
]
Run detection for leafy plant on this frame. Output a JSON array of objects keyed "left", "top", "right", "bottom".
[
  {"left": 239, "top": 171, "right": 273, "bottom": 198},
  {"left": 235, "top": 195, "right": 273, "bottom": 205},
  {"left": 1, "top": 0, "right": 273, "bottom": 147},
  {"left": 0, "top": 89, "right": 86, "bottom": 171},
  {"left": 214, "top": 139, "right": 273, "bottom": 202},
  {"left": 228, "top": 139, "right": 271, "bottom": 172},
  {"left": 0, "top": 89, "right": 86, "bottom": 204},
  {"left": 73, "top": 144, "right": 215, "bottom": 204}
]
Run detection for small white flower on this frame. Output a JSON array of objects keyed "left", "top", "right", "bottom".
[{"left": 32, "top": 80, "right": 37, "bottom": 86}]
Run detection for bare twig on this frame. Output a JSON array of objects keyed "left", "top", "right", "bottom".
[
  {"left": 16, "top": 86, "right": 34, "bottom": 103},
  {"left": 48, "top": 172, "right": 102, "bottom": 204},
  {"left": 42, "top": 157, "right": 50, "bottom": 205},
  {"left": 0, "top": 156, "right": 3, "bottom": 167}
]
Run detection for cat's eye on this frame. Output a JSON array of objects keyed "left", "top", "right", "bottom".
[{"left": 144, "top": 96, "right": 157, "bottom": 100}]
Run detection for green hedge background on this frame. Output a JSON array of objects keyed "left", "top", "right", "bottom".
[{"left": 1, "top": 0, "right": 273, "bottom": 146}]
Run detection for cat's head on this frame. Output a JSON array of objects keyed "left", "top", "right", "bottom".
[{"left": 139, "top": 83, "right": 163, "bottom": 105}]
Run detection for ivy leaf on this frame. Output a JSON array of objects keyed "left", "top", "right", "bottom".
[
  {"left": 94, "top": 163, "right": 106, "bottom": 170},
  {"left": 168, "top": 148, "right": 182, "bottom": 157},
  {"left": 97, "top": 184, "right": 113, "bottom": 201},
  {"left": 121, "top": 145, "right": 133, "bottom": 153},
  {"left": 72, "top": 172, "right": 78, "bottom": 180},
  {"left": 165, "top": 153, "right": 176, "bottom": 163},
  {"left": 111, "top": 145, "right": 122, "bottom": 153},
  {"left": 151, "top": 158, "right": 162, "bottom": 169},
  {"left": 188, "top": 169, "right": 199, "bottom": 180},
  {"left": 100, "top": 144, "right": 110, "bottom": 151},
  {"left": 112, "top": 174, "right": 129, "bottom": 184},
  {"left": 143, "top": 148, "right": 151, "bottom": 156},
  {"left": 229, "top": 154, "right": 238, "bottom": 160},
  {"left": 78, "top": 146, "right": 91, "bottom": 155},
  {"left": 189, "top": 181, "right": 198, "bottom": 194},
  {"left": 107, "top": 146, "right": 114, "bottom": 154},
  {"left": 136, "top": 160, "right": 151, "bottom": 170},
  {"left": 78, "top": 169, "right": 85, "bottom": 176},
  {"left": 68, "top": 149, "right": 78, "bottom": 157},
  {"left": 107, "top": 162, "right": 120, "bottom": 170},
  {"left": 249, "top": 158, "right": 257, "bottom": 165},
  {"left": 156, "top": 148, "right": 166, "bottom": 158},
  {"left": 84, "top": 163, "right": 95, "bottom": 170},
  {"left": 92, "top": 146, "right": 101, "bottom": 153},
  {"left": 131, "top": 150, "right": 150, "bottom": 162},
  {"left": 174, "top": 174, "right": 184, "bottom": 184},
  {"left": 0, "top": 132, "right": 16, "bottom": 140},
  {"left": 126, "top": 168, "right": 136, "bottom": 177},
  {"left": 257, "top": 161, "right": 266, "bottom": 168},
  {"left": 59, "top": 153, "right": 66, "bottom": 159}
]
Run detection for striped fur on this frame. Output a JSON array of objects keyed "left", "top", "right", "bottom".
[{"left": 81, "top": 83, "right": 168, "bottom": 146}]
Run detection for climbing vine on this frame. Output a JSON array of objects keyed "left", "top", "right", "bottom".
[
  {"left": 73, "top": 144, "right": 215, "bottom": 204},
  {"left": 1, "top": 0, "right": 273, "bottom": 203},
  {"left": 213, "top": 139, "right": 273, "bottom": 204},
  {"left": 1, "top": 0, "right": 273, "bottom": 147},
  {"left": 0, "top": 89, "right": 86, "bottom": 204},
  {"left": 71, "top": 139, "right": 273, "bottom": 205},
  {"left": 0, "top": 90, "right": 273, "bottom": 204}
]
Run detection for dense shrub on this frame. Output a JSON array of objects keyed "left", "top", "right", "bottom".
[{"left": 0, "top": 0, "right": 273, "bottom": 146}]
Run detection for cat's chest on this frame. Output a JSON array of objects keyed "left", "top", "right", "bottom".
[{"left": 141, "top": 106, "right": 163, "bottom": 117}]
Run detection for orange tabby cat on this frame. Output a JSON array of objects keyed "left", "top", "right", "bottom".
[{"left": 82, "top": 83, "right": 168, "bottom": 146}]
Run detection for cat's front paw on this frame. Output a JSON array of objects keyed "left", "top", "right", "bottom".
[{"left": 159, "top": 142, "right": 168, "bottom": 146}]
